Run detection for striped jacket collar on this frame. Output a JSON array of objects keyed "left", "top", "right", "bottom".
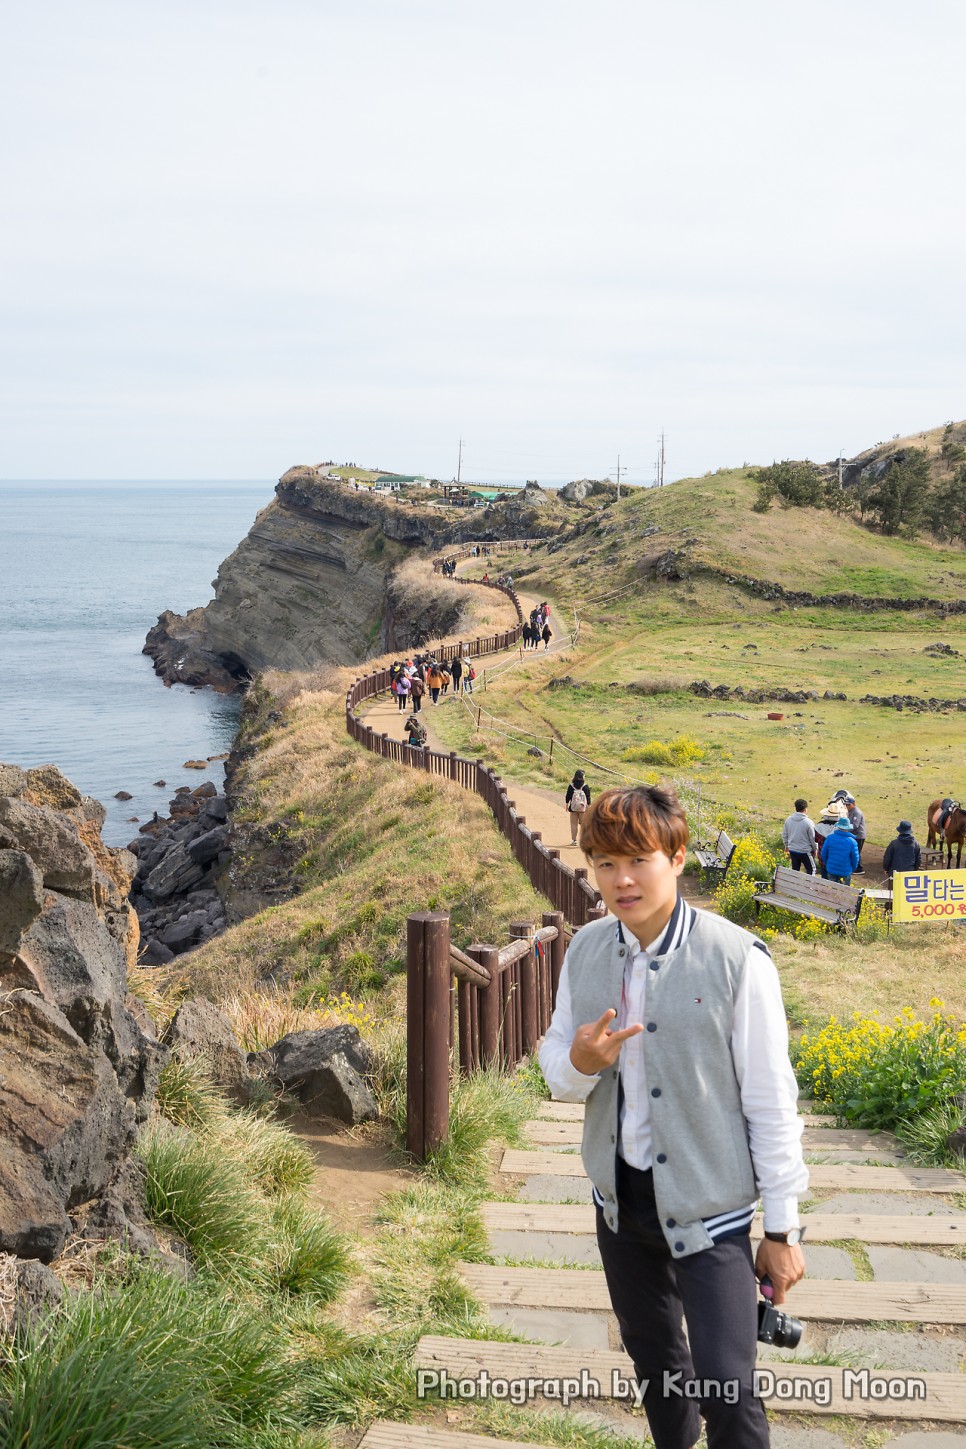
[{"left": 616, "top": 895, "right": 696, "bottom": 958}]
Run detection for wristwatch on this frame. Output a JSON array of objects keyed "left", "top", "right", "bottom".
[{"left": 764, "top": 1227, "right": 805, "bottom": 1245}]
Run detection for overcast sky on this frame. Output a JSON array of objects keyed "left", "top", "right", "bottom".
[{"left": 2, "top": 0, "right": 964, "bottom": 483}]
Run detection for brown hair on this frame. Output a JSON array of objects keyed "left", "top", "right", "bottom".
[{"left": 580, "top": 785, "right": 690, "bottom": 859}]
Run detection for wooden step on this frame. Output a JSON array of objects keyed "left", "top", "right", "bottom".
[
  {"left": 414, "top": 1336, "right": 966, "bottom": 1422},
  {"left": 500, "top": 1148, "right": 966, "bottom": 1192},
  {"left": 360, "top": 1424, "right": 553, "bottom": 1448},
  {"left": 523, "top": 1121, "right": 900, "bottom": 1152},
  {"left": 459, "top": 1262, "right": 966, "bottom": 1324},
  {"left": 480, "top": 1201, "right": 966, "bottom": 1245}
]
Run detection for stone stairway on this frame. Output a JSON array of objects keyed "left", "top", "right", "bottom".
[{"left": 362, "top": 1099, "right": 966, "bottom": 1448}]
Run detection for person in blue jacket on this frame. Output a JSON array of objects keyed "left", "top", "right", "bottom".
[{"left": 821, "top": 818, "right": 860, "bottom": 884}]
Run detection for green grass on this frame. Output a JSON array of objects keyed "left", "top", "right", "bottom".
[{"left": 0, "top": 1269, "right": 299, "bottom": 1449}]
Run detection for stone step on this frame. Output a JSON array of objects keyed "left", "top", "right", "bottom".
[
  {"left": 479, "top": 1202, "right": 966, "bottom": 1245},
  {"left": 360, "top": 1424, "right": 556, "bottom": 1448},
  {"left": 458, "top": 1262, "right": 966, "bottom": 1324},
  {"left": 523, "top": 1120, "right": 901, "bottom": 1152},
  {"left": 500, "top": 1148, "right": 966, "bottom": 1193},
  {"left": 413, "top": 1336, "right": 966, "bottom": 1422}
]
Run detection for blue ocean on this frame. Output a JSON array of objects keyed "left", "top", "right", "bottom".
[{"left": 0, "top": 482, "right": 274, "bottom": 845}]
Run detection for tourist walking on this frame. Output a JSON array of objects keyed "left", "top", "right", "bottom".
[
  {"left": 427, "top": 662, "right": 444, "bottom": 705},
  {"left": 394, "top": 672, "right": 411, "bottom": 712},
  {"left": 564, "top": 770, "right": 591, "bottom": 845},
  {"left": 409, "top": 673, "right": 425, "bottom": 713},
  {"left": 539, "top": 784, "right": 807, "bottom": 1449},
  {"left": 882, "top": 821, "right": 921, "bottom": 877},
  {"left": 821, "top": 818, "right": 860, "bottom": 884},
  {"left": 541, "top": 621, "right": 552, "bottom": 652},
  {"left": 461, "top": 655, "right": 474, "bottom": 693},
  {"left": 522, "top": 623, "right": 532, "bottom": 650},
  {"left": 781, "top": 799, "right": 817, "bottom": 874},
  {"left": 450, "top": 654, "right": 463, "bottom": 693}
]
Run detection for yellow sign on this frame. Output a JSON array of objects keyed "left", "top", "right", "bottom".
[{"left": 893, "top": 869, "right": 966, "bottom": 923}]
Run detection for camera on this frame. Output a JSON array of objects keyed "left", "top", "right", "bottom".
[{"left": 757, "top": 1298, "right": 803, "bottom": 1349}]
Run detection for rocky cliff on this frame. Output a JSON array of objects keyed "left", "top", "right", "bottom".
[
  {"left": 0, "top": 764, "right": 165, "bottom": 1262},
  {"left": 144, "top": 468, "right": 572, "bottom": 690}
]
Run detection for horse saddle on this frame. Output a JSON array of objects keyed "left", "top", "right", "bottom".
[{"left": 932, "top": 799, "right": 959, "bottom": 832}]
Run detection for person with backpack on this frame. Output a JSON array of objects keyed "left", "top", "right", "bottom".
[
  {"left": 565, "top": 770, "right": 591, "bottom": 845},
  {"left": 408, "top": 672, "right": 425, "bottom": 713},
  {"left": 427, "top": 661, "right": 444, "bottom": 705},
  {"left": 522, "top": 622, "right": 532, "bottom": 651},
  {"left": 450, "top": 654, "right": 463, "bottom": 693},
  {"left": 393, "top": 669, "right": 411, "bottom": 712},
  {"left": 462, "top": 655, "right": 475, "bottom": 694}
]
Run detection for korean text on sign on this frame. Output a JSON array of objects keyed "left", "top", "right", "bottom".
[{"left": 893, "top": 869, "right": 966, "bottom": 923}]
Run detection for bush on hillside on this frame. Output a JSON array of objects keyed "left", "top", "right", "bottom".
[{"left": 622, "top": 735, "right": 704, "bottom": 767}]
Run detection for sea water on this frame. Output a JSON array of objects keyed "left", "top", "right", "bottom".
[{"left": 0, "top": 481, "right": 273, "bottom": 845}]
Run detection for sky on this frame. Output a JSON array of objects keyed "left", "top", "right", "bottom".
[{"left": 2, "top": 0, "right": 965, "bottom": 485}]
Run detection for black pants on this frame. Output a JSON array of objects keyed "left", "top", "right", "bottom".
[
  {"left": 596, "top": 1162, "right": 769, "bottom": 1449},
  {"left": 789, "top": 851, "right": 814, "bottom": 874}
]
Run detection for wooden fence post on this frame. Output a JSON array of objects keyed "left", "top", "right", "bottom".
[
  {"left": 470, "top": 944, "right": 501, "bottom": 1067},
  {"left": 543, "top": 910, "right": 565, "bottom": 1019},
  {"left": 511, "top": 921, "right": 538, "bottom": 1055},
  {"left": 406, "top": 912, "right": 451, "bottom": 1161}
]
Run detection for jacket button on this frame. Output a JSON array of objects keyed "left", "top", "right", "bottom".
[
  {"left": 666, "top": 1218, "right": 676, "bottom": 1228},
  {"left": 651, "top": 1087, "right": 661, "bottom": 1098},
  {"left": 618, "top": 946, "right": 626, "bottom": 958},
  {"left": 647, "top": 1022, "right": 657, "bottom": 1032},
  {"left": 656, "top": 1153, "right": 667, "bottom": 1164},
  {"left": 675, "top": 1241, "right": 685, "bottom": 1253},
  {"left": 649, "top": 961, "right": 660, "bottom": 971},
  {"left": 610, "top": 1134, "right": 616, "bottom": 1143},
  {"left": 612, "top": 1070, "right": 618, "bottom": 1080}
]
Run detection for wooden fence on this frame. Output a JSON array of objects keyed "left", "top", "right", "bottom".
[
  {"left": 345, "top": 572, "right": 606, "bottom": 1159},
  {"left": 406, "top": 909, "right": 567, "bottom": 1160}
]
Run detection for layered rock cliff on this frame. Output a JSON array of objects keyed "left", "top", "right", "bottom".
[{"left": 144, "top": 468, "right": 571, "bottom": 690}]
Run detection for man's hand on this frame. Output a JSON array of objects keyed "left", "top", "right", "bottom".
[
  {"left": 754, "top": 1239, "right": 805, "bottom": 1305},
  {"left": 569, "top": 1009, "right": 643, "bottom": 1075}
]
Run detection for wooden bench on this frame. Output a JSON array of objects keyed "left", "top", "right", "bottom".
[
  {"left": 693, "top": 828, "right": 736, "bottom": 888},
  {"left": 754, "top": 865, "right": 864, "bottom": 931}
]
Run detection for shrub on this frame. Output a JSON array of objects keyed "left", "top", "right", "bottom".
[
  {"left": 622, "top": 735, "right": 704, "bottom": 767},
  {"left": 794, "top": 1001, "right": 966, "bottom": 1129},
  {"left": 267, "top": 1195, "right": 350, "bottom": 1303},
  {"left": 155, "top": 1056, "right": 227, "bottom": 1132}
]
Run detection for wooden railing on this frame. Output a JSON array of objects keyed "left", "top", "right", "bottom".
[
  {"left": 345, "top": 581, "right": 605, "bottom": 932},
  {"left": 406, "top": 909, "right": 566, "bottom": 1160},
  {"left": 346, "top": 574, "right": 606, "bottom": 1160}
]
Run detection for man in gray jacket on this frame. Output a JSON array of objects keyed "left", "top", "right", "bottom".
[
  {"left": 781, "top": 798, "right": 817, "bottom": 874},
  {"left": 539, "top": 785, "right": 807, "bottom": 1449}
]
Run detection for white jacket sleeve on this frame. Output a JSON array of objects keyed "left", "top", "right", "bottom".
[
  {"left": 538, "top": 951, "right": 602, "bottom": 1102},
  {"left": 731, "top": 945, "right": 809, "bottom": 1231}
]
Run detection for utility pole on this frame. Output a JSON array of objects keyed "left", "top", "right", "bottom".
[
  {"left": 616, "top": 453, "right": 627, "bottom": 499},
  {"left": 838, "top": 449, "right": 844, "bottom": 488},
  {"left": 656, "top": 431, "right": 666, "bottom": 488},
  {"left": 457, "top": 439, "right": 464, "bottom": 484}
]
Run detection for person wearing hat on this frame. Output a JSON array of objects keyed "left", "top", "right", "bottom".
[
  {"left": 814, "top": 798, "right": 848, "bottom": 878},
  {"left": 882, "top": 821, "right": 921, "bottom": 878},
  {"left": 844, "top": 795, "right": 867, "bottom": 875},
  {"left": 820, "top": 818, "right": 860, "bottom": 884}
]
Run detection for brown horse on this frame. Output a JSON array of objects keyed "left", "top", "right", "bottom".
[{"left": 927, "top": 797, "right": 966, "bottom": 867}]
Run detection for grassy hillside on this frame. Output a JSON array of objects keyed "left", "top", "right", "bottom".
[{"left": 543, "top": 467, "right": 966, "bottom": 599}]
